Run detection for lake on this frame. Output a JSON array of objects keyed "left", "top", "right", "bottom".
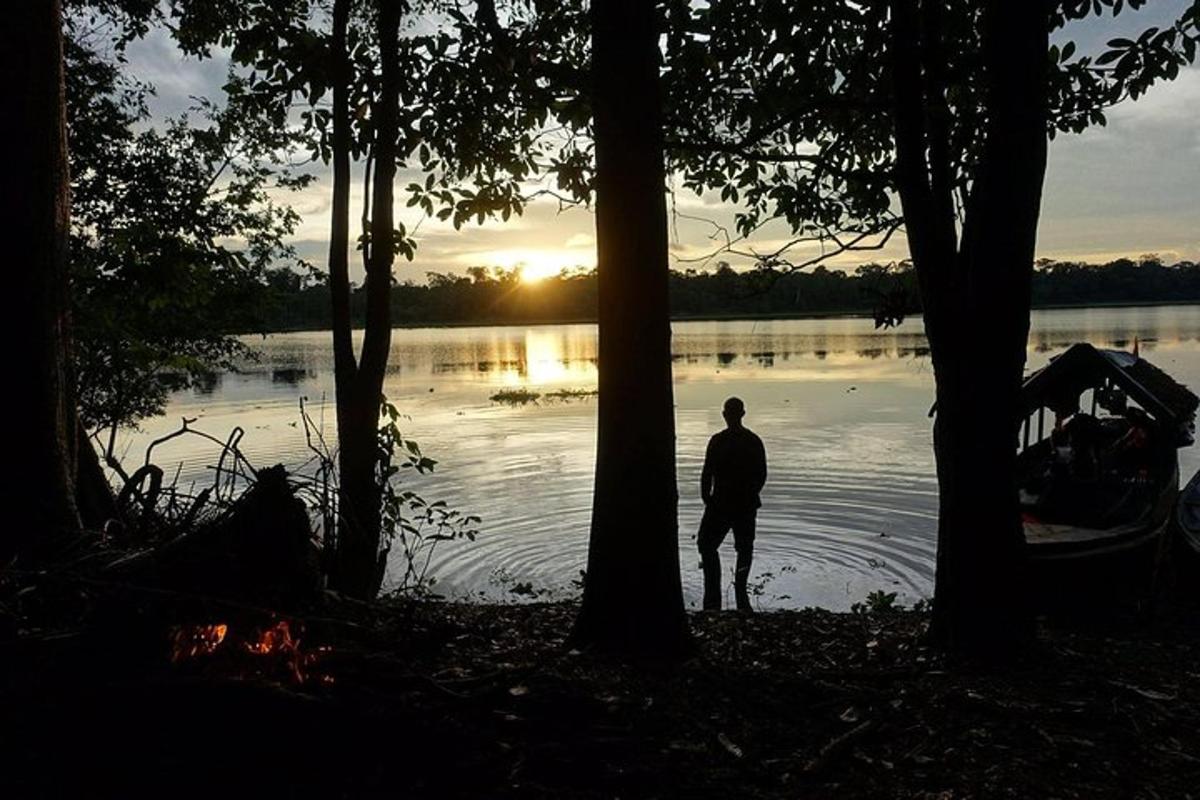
[{"left": 115, "top": 305, "right": 1200, "bottom": 610}]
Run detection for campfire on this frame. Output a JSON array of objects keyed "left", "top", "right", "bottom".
[
  {"left": 169, "top": 618, "right": 331, "bottom": 684},
  {"left": 169, "top": 623, "right": 228, "bottom": 661}
]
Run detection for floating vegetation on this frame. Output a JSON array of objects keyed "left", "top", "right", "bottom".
[
  {"left": 490, "top": 387, "right": 598, "bottom": 406},
  {"left": 490, "top": 388, "right": 542, "bottom": 405},
  {"left": 544, "top": 388, "right": 599, "bottom": 401}
]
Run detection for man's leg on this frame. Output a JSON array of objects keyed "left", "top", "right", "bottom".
[
  {"left": 732, "top": 512, "right": 757, "bottom": 612},
  {"left": 697, "top": 508, "right": 729, "bottom": 610}
]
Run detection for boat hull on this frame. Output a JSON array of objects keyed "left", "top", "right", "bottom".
[
  {"left": 1169, "top": 469, "right": 1200, "bottom": 600},
  {"left": 1024, "top": 463, "right": 1177, "bottom": 609},
  {"left": 1175, "top": 468, "right": 1200, "bottom": 559}
]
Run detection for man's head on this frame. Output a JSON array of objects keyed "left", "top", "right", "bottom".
[{"left": 722, "top": 396, "right": 746, "bottom": 427}]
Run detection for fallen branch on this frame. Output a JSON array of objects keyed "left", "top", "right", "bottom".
[{"left": 803, "top": 719, "right": 876, "bottom": 774}]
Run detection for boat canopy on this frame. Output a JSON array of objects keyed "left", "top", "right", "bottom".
[{"left": 1020, "top": 343, "right": 1198, "bottom": 441}]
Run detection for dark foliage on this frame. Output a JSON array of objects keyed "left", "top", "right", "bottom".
[{"left": 64, "top": 15, "right": 313, "bottom": 433}]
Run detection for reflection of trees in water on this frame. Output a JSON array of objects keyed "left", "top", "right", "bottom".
[
  {"left": 192, "top": 372, "right": 222, "bottom": 395},
  {"left": 423, "top": 344, "right": 943, "bottom": 376},
  {"left": 668, "top": 347, "right": 936, "bottom": 364},
  {"left": 359, "top": 318, "right": 1197, "bottom": 382},
  {"left": 751, "top": 351, "right": 775, "bottom": 367},
  {"left": 1028, "top": 331, "right": 1173, "bottom": 354},
  {"left": 271, "top": 368, "right": 314, "bottom": 385},
  {"left": 432, "top": 359, "right": 526, "bottom": 375}
]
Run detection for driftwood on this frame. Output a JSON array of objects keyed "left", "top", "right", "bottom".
[{"left": 116, "top": 463, "right": 164, "bottom": 518}]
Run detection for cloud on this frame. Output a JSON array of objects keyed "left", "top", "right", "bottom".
[
  {"left": 122, "top": 27, "right": 232, "bottom": 119},
  {"left": 1042, "top": 63, "right": 1200, "bottom": 264},
  {"left": 1109, "top": 67, "right": 1200, "bottom": 136}
]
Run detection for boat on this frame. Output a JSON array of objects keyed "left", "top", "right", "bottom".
[
  {"left": 1016, "top": 343, "right": 1198, "bottom": 604},
  {"left": 1176, "top": 468, "right": 1200, "bottom": 561}
]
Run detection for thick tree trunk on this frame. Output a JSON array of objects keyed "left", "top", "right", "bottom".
[
  {"left": 890, "top": 0, "right": 1049, "bottom": 654},
  {"left": 332, "top": 0, "right": 401, "bottom": 600},
  {"left": 571, "top": 0, "right": 690, "bottom": 655},
  {"left": 4, "top": 0, "right": 80, "bottom": 560},
  {"left": 927, "top": 354, "right": 1032, "bottom": 651}
]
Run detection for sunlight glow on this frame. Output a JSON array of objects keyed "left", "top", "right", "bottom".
[
  {"left": 519, "top": 259, "right": 564, "bottom": 283},
  {"left": 464, "top": 248, "right": 593, "bottom": 283}
]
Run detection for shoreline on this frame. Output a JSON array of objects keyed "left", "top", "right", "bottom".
[{"left": 243, "top": 299, "right": 1200, "bottom": 336}]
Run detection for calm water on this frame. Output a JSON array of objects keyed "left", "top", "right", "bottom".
[{"left": 116, "top": 306, "right": 1200, "bottom": 610}]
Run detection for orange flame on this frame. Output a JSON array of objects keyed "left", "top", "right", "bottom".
[
  {"left": 169, "top": 619, "right": 330, "bottom": 685},
  {"left": 244, "top": 620, "right": 309, "bottom": 683},
  {"left": 170, "top": 623, "right": 228, "bottom": 663}
]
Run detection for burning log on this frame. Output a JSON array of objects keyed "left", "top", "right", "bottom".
[{"left": 169, "top": 618, "right": 331, "bottom": 685}]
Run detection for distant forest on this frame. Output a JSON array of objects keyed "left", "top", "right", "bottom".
[{"left": 258, "top": 256, "right": 1200, "bottom": 331}]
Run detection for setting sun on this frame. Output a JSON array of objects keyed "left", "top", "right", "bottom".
[
  {"left": 518, "top": 259, "right": 564, "bottom": 283},
  {"left": 465, "top": 248, "right": 593, "bottom": 284}
]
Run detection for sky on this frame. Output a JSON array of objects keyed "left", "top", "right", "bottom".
[{"left": 120, "top": 1, "right": 1200, "bottom": 283}]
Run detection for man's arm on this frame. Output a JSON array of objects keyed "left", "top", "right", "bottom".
[
  {"left": 753, "top": 436, "right": 767, "bottom": 494},
  {"left": 701, "top": 438, "right": 715, "bottom": 504}
]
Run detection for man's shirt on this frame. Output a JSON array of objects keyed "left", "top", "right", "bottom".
[{"left": 701, "top": 426, "right": 767, "bottom": 512}]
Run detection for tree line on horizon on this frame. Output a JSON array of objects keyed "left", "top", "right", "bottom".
[{"left": 254, "top": 256, "right": 1200, "bottom": 330}]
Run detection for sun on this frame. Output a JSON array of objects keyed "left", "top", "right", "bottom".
[
  {"left": 519, "top": 259, "right": 564, "bottom": 284},
  {"left": 469, "top": 248, "right": 593, "bottom": 283}
]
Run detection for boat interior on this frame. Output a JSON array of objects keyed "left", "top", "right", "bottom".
[{"left": 1017, "top": 407, "right": 1174, "bottom": 530}]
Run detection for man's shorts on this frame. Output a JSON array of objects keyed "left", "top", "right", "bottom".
[{"left": 697, "top": 506, "right": 757, "bottom": 554}]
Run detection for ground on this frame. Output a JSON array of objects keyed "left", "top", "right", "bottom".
[{"left": 2, "top": 599, "right": 1198, "bottom": 799}]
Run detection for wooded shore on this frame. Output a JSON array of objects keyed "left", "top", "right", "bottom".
[{"left": 251, "top": 258, "right": 1200, "bottom": 335}]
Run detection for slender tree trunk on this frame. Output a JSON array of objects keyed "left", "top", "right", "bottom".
[
  {"left": 890, "top": 0, "right": 1049, "bottom": 654},
  {"left": 326, "top": 0, "right": 357, "bottom": 589},
  {"left": 4, "top": 0, "right": 80, "bottom": 560},
  {"left": 328, "top": 0, "right": 357, "bottom": 394},
  {"left": 332, "top": 0, "right": 401, "bottom": 599},
  {"left": 571, "top": 0, "right": 690, "bottom": 655}
]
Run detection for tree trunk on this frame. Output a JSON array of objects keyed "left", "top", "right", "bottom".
[
  {"left": 75, "top": 418, "right": 117, "bottom": 529},
  {"left": 4, "top": 0, "right": 80, "bottom": 560},
  {"left": 327, "top": 0, "right": 357, "bottom": 403},
  {"left": 927, "top": 358, "right": 1032, "bottom": 652},
  {"left": 570, "top": 0, "right": 690, "bottom": 655},
  {"left": 890, "top": 0, "right": 1049, "bottom": 654},
  {"left": 325, "top": 0, "right": 357, "bottom": 590},
  {"left": 332, "top": 0, "right": 401, "bottom": 600}
]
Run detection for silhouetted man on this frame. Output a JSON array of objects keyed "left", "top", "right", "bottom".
[{"left": 698, "top": 397, "right": 767, "bottom": 611}]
